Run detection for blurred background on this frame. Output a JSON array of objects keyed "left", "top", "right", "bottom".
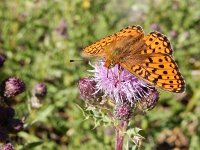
[{"left": 0, "top": 0, "right": 200, "bottom": 149}]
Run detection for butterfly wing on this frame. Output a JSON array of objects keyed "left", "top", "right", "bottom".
[
  {"left": 121, "top": 32, "right": 185, "bottom": 93},
  {"left": 82, "top": 25, "right": 144, "bottom": 57}
]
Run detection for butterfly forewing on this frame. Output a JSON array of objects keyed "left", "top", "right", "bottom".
[
  {"left": 82, "top": 25, "right": 144, "bottom": 57},
  {"left": 121, "top": 32, "right": 185, "bottom": 93}
]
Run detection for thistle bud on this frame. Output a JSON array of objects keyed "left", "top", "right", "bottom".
[
  {"left": 0, "top": 54, "right": 6, "bottom": 67},
  {"left": 0, "top": 106, "right": 8, "bottom": 125},
  {"left": 55, "top": 19, "right": 68, "bottom": 37},
  {"left": 169, "top": 30, "right": 178, "bottom": 39},
  {"left": 6, "top": 107, "right": 15, "bottom": 119},
  {"left": 150, "top": 23, "right": 161, "bottom": 31},
  {"left": 33, "top": 83, "right": 47, "bottom": 97},
  {"left": 1, "top": 77, "right": 25, "bottom": 98},
  {"left": 114, "top": 103, "right": 132, "bottom": 121},
  {"left": 7, "top": 119, "right": 23, "bottom": 133},
  {"left": 138, "top": 88, "right": 159, "bottom": 110},
  {"left": 0, "top": 131, "right": 8, "bottom": 142},
  {"left": 78, "top": 78, "right": 98, "bottom": 102}
]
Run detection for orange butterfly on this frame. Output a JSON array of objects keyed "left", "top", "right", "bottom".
[{"left": 82, "top": 25, "right": 185, "bottom": 93}]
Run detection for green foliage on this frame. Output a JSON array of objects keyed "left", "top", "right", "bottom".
[{"left": 0, "top": 0, "right": 200, "bottom": 149}]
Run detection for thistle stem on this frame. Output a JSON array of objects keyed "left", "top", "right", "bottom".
[{"left": 115, "top": 121, "right": 128, "bottom": 150}]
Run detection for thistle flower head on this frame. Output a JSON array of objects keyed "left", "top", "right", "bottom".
[
  {"left": 90, "top": 62, "right": 155, "bottom": 105},
  {"left": 0, "top": 143, "right": 14, "bottom": 150},
  {"left": 1, "top": 77, "right": 26, "bottom": 98}
]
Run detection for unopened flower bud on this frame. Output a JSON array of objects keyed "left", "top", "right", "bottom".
[
  {"left": 55, "top": 19, "right": 68, "bottom": 37},
  {"left": 33, "top": 83, "right": 47, "bottom": 97},
  {"left": 150, "top": 23, "right": 161, "bottom": 31},
  {"left": 114, "top": 103, "right": 132, "bottom": 121},
  {"left": 78, "top": 78, "right": 98, "bottom": 102},
  {"left": 8, "top": 119, "right": 24, "bottom": 132},
  {"left": 183, "top": 31, "right": 190, "bottom": 39},
  {"left": 0, "top": 106, "right": 8, "bottom": 125},
  {"left": 6, "top": 107, "right": 15, "bottom": 118},
  {"left": 0, "top": 143, "right": 14, "bottom": 150},
  {"left": 1, "top": 77, "right": 25, "bottom": 98},
  {"left": 8, "top": 119, "right": 23, "bottom": 133},
  {"left": 0, "top": 131, "right": 8, "bottom": 142},
  {"left": 169, "top": 30, "right": 178, "bottom": 39},
  {"left": 138, "top": 88, "right": 159, "bottom": 110},
  {"left": 0, "top": 54, "right": 6, "bottom": 67}
]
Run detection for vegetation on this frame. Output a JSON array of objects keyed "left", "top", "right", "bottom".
[{"left": 0, "top": 0, "right": 200, "bottom": 149}]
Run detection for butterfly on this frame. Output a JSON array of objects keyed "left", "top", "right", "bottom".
[{"left": 82, "top": 25, "right": 185, "bottom": 93}]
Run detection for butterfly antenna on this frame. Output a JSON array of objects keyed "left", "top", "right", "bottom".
[
  {"left": 70, "top": 59, "right": 105, "bottom": 63},
  {"left": 69, "top": 59, "right": 85, "bottom": 62}
]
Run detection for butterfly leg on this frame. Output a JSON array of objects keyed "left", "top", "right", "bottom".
[
  {"left": 117, "top": 64, "right": 122, "bottom": 89},
  {"left": 107, "top": 68, "right": 109, "bottom": 78},
  {"left": 118, "top": 65, "right": 121, "bottom": 81}
]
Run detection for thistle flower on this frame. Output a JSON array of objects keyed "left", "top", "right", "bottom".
[
  {"left": 1, "top": 77, "right": 25, "bottom": 98},
  {"left": 90, "top": 62, "right": 157, "bottom": 106},
  {"left": 0, "top": 143, "right": 14, "bottom": 150},
  {"left": 33, "top": 82, "right": 47, "bottom": 97}
]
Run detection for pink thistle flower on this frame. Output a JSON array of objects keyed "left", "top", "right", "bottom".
[{"left": 89, "top": 62, "right": 158, "bottom": 106}]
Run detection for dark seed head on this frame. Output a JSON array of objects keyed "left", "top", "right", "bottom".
[{"left": 1, "top": 77, "right": 26, "bottom": 98}]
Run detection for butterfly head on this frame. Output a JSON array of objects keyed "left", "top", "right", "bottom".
[{"left": 104, "top": 59, "right": 116, "bottom": 69}]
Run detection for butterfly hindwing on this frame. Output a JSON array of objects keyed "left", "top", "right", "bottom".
[
  {"left": 121, "top": 54, "right": 185, "bottom": 93},
  {"left": 142, "top": 32, "right": 172, "bottom": 55}
]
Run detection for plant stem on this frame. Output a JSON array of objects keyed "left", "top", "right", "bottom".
[{"left": 115, "top": 121, "right": 128, "bottom": 150}]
